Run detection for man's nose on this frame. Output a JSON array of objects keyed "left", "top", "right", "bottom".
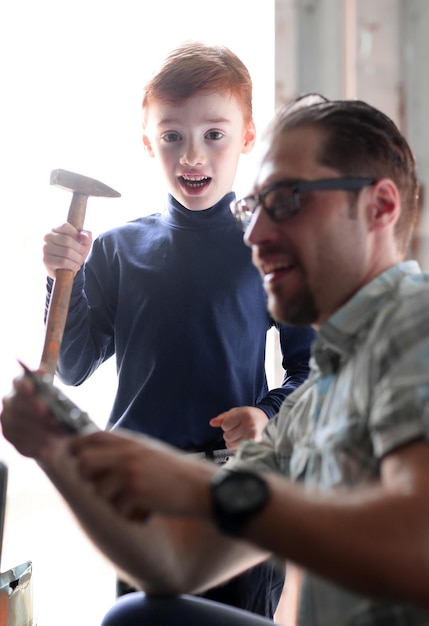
[
  {"left": 244, "top": 205, "right": 275, "bottom": 247},
  {"left": 179, "top": 140, "right": 205, "bottom": 166}
]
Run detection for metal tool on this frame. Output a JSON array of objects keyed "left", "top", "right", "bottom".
[
  {"left": 40, "top": 169, "right": 121, "bottom": 379},
  {"left": 19, "top": 360, "right": 97, "bottom": 434}
]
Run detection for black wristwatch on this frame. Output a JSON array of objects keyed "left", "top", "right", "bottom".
[{"left": 210, "top": 468, "right": 270, "bottom": 537}]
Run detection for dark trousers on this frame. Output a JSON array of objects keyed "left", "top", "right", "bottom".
[
  {"left": 102, "top": 593, "right": 276, "bottom": 626},
  {"left": 117, "top": 560, "right": 284, "bottom": 619}
]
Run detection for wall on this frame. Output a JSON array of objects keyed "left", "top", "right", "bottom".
[{"left": 275, "top": 0, "right": 429, "bottom": 267}]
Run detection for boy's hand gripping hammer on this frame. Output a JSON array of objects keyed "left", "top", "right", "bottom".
[{"left": 39, "top": 169, "right": 121, "bottom": 380}]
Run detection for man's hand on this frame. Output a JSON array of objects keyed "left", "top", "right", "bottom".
[
  {"left": 1, "top": 374, "right": 68, "bottom": 462},
  {"left": 70, "top": 430, "right": 215, "bottom": 522},
  {"left": 210, "top": 406, "right": 269, "bottom": 453},
  {"left": 43, "top": 222, "right": 92, "bottom": 279}
]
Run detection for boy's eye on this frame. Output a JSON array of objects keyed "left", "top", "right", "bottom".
[
  {"left": 162, "top": 132, "right": 182, "bottom": 143},
  {"left": 205, "top": 130, "right": 224, "bottom": 140}
]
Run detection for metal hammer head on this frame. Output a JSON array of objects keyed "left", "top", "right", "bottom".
[{"left": 50, "top": 169, "right": 121, "bottom": 198}]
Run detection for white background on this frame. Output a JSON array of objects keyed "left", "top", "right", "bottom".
[{"left": 0, "top": 2, "right": 275, "bottom": 624}]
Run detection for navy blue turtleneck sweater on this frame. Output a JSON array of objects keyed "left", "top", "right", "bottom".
[{"left": 47, "top": 193, "right": 315, "bottom": 449}]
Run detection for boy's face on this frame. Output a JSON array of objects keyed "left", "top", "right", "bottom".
[{"left": 142, "top": 92, "right": 255, "bottom": 211}]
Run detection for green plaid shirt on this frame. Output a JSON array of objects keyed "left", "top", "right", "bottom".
[{"left": 235, "top": 260, "right": 429, "bottom": 625}]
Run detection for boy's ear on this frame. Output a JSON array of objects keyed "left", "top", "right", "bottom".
[
  {"left": 142, "top": 133, "right": 155, "bottom": 158},
  {"left": 242, "top": 122, "right": 256, "bottom": 154}
]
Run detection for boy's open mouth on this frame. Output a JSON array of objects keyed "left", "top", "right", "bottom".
[{"left": 179, "top": 175, "right": 211, "bottom": 190}]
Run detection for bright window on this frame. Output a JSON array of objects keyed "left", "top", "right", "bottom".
[{"left": 0, "top": 2, "right": 274, "bottom": 624}]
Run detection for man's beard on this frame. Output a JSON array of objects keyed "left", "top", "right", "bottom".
[{"left": 267, "top": 283, "right": 319, "bottom": 327}]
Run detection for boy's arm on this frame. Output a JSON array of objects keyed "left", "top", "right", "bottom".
[
  {"left": 257, "top": 323, "right": 316, "bottom": 418},
  {"left": 209, "top": 325, "right": 316, "bottom": 451},
  {"left": 45, "top": 238, "right": 115, "bottom": 386}
]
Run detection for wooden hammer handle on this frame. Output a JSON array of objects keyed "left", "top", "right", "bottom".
[{"left": 39, "top": 192, "right": 88, "bottom": 378}]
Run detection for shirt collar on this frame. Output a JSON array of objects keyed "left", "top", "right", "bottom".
[{"left": 313, "top": 261, "right": 422, "bottom": 374}]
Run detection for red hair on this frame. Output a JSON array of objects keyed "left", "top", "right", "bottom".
[{"left": 142, "top": 41, "right": 253, "bottom": 126}]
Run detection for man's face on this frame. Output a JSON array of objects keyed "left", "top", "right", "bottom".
[
  {"left": 142, "top": 92, "right": 255, "bottom": 211},
  {"left": 245, "top": 126, "right": 372, "bottom": 328}
]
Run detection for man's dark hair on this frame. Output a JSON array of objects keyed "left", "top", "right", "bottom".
[{"left": 264, "top": 97, "right": 419, "bottom": 254}]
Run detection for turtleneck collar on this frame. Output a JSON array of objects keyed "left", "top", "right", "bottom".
[{"left": 161, "top": 192, "right": 237, "bottom": 230}]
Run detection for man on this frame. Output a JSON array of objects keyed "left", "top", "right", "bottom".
[{"left": 3, "top": 97, "right": 429, "bottom": 626}]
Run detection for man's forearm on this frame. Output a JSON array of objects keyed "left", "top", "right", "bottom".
[
  {"left": 41, "top": 446, "right": 266, "bottom": 595},
  {"left": 243, "top": 454, "right": 429, "bottom": 608}
]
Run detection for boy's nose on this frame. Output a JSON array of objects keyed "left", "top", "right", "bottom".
[{"left": 179, "top": 141, "right": 205, "bottom": 166}]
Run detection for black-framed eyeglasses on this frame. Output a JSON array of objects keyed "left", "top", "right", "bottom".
[{"left": 230, "top": 177, "right": 377, "bottom": 231}]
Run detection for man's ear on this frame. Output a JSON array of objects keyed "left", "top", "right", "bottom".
[
  {"left": 242, "top": 121, "right": 256, "bottom": 154},
  {"left": 368, "top": 178, "right": 400, "bottom": 231},
  {"left": 142, "top": 133, "right": 155, "bottom": 158}
]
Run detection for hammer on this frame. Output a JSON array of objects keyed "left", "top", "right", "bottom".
[{"left": 40, "top": 169, "right": 121, "bottom": 379}]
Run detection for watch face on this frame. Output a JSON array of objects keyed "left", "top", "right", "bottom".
[
  {"left": 217, "top": 471, "right": 268, "bottom": 514},
  {"left": 211, "top": 469, "right": 269, "bottom": 537}
]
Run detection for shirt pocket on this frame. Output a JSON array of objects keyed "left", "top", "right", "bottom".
[{"left": 312, "top": 416, "right": 376, "bottom": 487}]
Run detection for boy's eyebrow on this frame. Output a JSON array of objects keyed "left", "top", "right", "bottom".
[{"left": 156, "top": 116, "right": 233, "bottom": 126}]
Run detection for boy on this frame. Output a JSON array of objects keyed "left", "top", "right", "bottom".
[{"left": 42, "top": 42, "right": 315, "bottom": 616}]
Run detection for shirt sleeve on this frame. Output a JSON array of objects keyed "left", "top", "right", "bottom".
[
  {"left": 227, "top": 419, "right": 283, "bottom": 474},
  {"left": 370, "top": 303, "right": 429, "bottom": 458},
  {"left": 257, "top": 323, "right": 316, "bottom": 418}
]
